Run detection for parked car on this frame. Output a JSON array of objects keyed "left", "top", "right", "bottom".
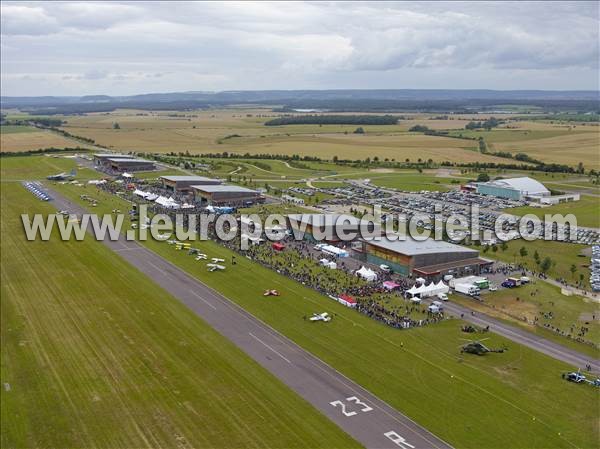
[{"left": 437, "top": 293, "right": 449, "bottom": 301}]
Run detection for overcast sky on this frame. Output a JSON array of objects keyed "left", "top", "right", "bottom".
[{"left": 1, "top": 1, "right": 598, "bottom": 96}]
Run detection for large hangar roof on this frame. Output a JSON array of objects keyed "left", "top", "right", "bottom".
[
  {"left": 192, "top": 185, "right": 258, "bottom": 193},
  {"left": 365, "top": 237, "right": 478, "bottom": 256},
  {"left": 484, "top": 177, "right": 549, "bottom": 195},
  {"left": 161, "top": 175, "right": 219, "bottom": 182}
]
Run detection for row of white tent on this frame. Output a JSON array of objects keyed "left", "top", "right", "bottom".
[
  {"left": 133, "top": 189, "right": 181, "bottom": 209},
  {"left": 406, "top": 281, "right": 449, "bottom": 298},
  {"left": 356, "top": 266, "right": 378, "bottom": 282},
  {"left": 315, "top": 243, "right": 349, "bottom": 258}
]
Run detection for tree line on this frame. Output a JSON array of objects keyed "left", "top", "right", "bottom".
[{"left": 264, "top": 115, "right": 398, "bottom": 126}]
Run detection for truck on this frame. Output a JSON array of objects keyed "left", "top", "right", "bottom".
[
  {"left": 502, "top": 277, "right": 521, "bottom": 288},
  {"left": 454, "top": 283, "right": 480, "bottom": 296}
]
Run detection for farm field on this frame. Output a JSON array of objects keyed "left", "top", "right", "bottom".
[
  {"left": 510, "top": 194, "right": 600, "bottom": 229},
  {"left": 0, "top": 182, "right": 359, "bottom": 449},
  {"left": 447, "top": 126, "right": 600, "bottom": 169},
  {"left": 4, "top": 109, "right": 596, "bottom": 169},
  {"left": 453, "top": 282, "right": 599, "bottom": 358},
  {"left": 0, "top": 127, "right": 90, "bottom": 153},
  {"left": 51, "top": 180, "right": 600, "bottom": 449},
  {"left": 51, "top": 110, "right": 506, "bottom": 163},
  {"left": 0, "top": 125, "right": 38, "bottom": 133}
]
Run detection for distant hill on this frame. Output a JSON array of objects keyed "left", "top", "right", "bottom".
[{"left": 1, "top": 89, "right": 598, "bottom": 114}]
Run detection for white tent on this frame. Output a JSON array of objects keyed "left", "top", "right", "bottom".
[
  {"left": 321, "top": 244, "right": 349, "bottom": 258},
  {"left": 122, "top": 172, "right": 134, "bottom": 179},
  {"left": 328, "top": 261, "right": 337, "bottom": 270},
  {"left": 406, "top": 281, "right": 449, "bottom": 298},
  {"left": 415, "top": 277, "right": 426, "bottom": 285},
  {"left": 356, "top": 266, "right": 377, "bottom": 282},
  {"left": 155, "top": 195, "right": 180, "bottom": 209},
  {"left": 406, "top": 285, "right": 420, "bottom": 297},
  {"left": 134, "top": 189, "right": 149, "bottom": 198}
]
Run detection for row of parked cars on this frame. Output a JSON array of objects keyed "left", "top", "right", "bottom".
[
  {"left": 591, "top": 246, "right": 600, "bottom": 292},
  {"left": 23, "top": 182, "right": 51, "bottom": 201}
]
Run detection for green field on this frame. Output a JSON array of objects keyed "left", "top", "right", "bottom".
[
  {"left": 50, "top": 180, "right": 600, "bottom": 449},
  {"left": 484, "top": 239, "right": 591, "bottom": 288},
  {"left": 452, "top": 282, "right": 599, "bottom": 356},
  {"left": 0, "top": 183, "right": 359, "bottom": 448},
  {"left": 0, "top": 125, "right": 38, "bottom": 134},
  {"left": 510, "top": 194, "right": 600, "bottom": 229},
  {"left": 0, "top": 154, "right": 94, "bottom": 181}
]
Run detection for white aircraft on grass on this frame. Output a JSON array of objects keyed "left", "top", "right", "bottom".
[
  {"left": 310, "top": 312, "right": 331, "bottom": 322},
  {"left": 211, "top": 258, "right": 225, "bottom": 263},
  {"left": 195, "top": 254, "right": 208, "bottom": 260},
  {"left": 207, "top": 263, "right": 226, "bottom": 272}
]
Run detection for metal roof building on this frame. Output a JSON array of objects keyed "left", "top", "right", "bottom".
[
  {"left": 357, "top": 237, "right": 486, "bottom": 278},
  {"left": 477, "top": 177, "right": 550, "bottom": 201},
  {"left": 160, "top": 175, "right": 221, "bottom": 192},
  {"left": 192, "top": 184, "right": 262, "bottom": 205}
]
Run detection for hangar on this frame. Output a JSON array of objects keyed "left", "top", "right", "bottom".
[
  {"left": 192, "top": 184, "right": 262, "bottom": 205},
  {"left": 355, "top": 237, "right": 490, "bottom": 278},
  {"left": 93, "top": 153, "right": 130, "bottom": 168},
  {"left": 476, "top": 177, "right": 549, "bottom": 201},
  {"left": 107, "top": 158, "right": 156, "bottom": 172},
  {"left": 287, "top": 213, "right": 379, "bottom": 243},
  {"left": 160, "top": 175, "right": 222, "bottom": 192}
]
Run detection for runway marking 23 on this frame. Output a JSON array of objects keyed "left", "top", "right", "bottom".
[
  {"left": 384, "top": 431, "right": 415, "bottom": 449},
  {"left": 329, "top": 396, "right": 373, "bottom": 417}
]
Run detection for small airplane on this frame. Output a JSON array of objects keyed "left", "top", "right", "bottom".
[
  {"left": 195, "top": 254, "right": 208, "bottom": 260},
  {"left": 263, "top": 289, "right": 280, "bottom": 297},
  {"left": 57, "top": 210, "right": 69, "bottom": 216},
  {"left": 211, "top": 258, "right": 225, "bottom": 263},
  {"left": 166, "top": 240, "right": 178, "bottom": 245},
  {"left": 207, "top": 263, "right": 226, "bottom": 272},
  {"left": 310, "top": 312, "right": 332, "bottom": 322},
  {"left": 47, "top": 169, "right": 76, "bottom": 181}
]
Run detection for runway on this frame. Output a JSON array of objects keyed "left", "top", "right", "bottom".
[
  {"left": 426, "top": 300, "right": 599, "bottom": 372},
  {"left": 47, "top": 188, "right": 453, "bottom": 449}
]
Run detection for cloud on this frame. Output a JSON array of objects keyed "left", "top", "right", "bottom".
[{"left": 1, "top": 1, "right": 598, "bottom": 95}]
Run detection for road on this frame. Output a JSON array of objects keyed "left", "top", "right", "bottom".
[{"left": 46, "top": 187, "right": 453, "bottom": 449}]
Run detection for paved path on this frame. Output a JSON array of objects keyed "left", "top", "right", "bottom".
[{"left": 46, "top": 186, "right": 453, "bottom": 449}]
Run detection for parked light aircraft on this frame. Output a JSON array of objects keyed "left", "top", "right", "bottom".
[
  {"left": 207, "top": 263, "right": 226, "bottom": 272},
  {"left": 310, "top": 312, "right": 331, "bottom": 322},
  {"left": 47, "top": 169, "right": 76, "bottom": 181}
]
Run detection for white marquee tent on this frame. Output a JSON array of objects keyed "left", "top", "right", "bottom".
[
  {"left": 406, "top": 281, "right": 449, "bottom": 298},
  {"left": 356, "top": 266, "right": 377, "bottom": 282}
]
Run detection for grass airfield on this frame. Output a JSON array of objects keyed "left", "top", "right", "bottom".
[
  {"left": 46, "top": 177, "right": 600, "bottom": 449},
  {"left": 1, "top": 182, "right": 360, "bottom": 449}
]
